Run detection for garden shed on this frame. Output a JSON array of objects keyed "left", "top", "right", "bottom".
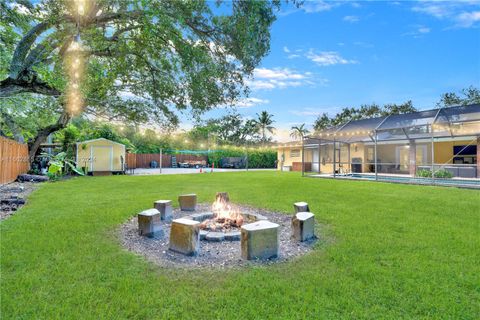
[{"left": 76, "top": 138, "right": 126, "bottom": 175}]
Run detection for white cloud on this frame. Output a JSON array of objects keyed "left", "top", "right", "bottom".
[
  {"left": 279, "top": 1, "right": 340, "bottom": 17},
  {"left": 290, "top": 108, "right": 324, "bottom": 117},
  {"left": 412, "top": 2, "right": 480, "bottom": 28},
  {"left": 412, "top": 3, "right": 451, "bottom": 18},
  {"left": 234, "top": 97, "right": 269, "bottom": 108},
  {"left": 287, "top": 54, "right": 301, "bottom": 59},
  {"left": 302, "top": 1, "right": 337, "bottom": 13},
  {"left": 254, "top": 68, "right": 308, "bottom": 80},
  {"left": 455, "top": 11, "right": 480, "bottom": 28},
  {"left": 403, "top": 25, "right": 432, "bottom": 37},
  {"left": 283, "top": 46, "right": 290, "bottom": 53},
  {"left": 289, "top": 106, "right": 343, "bottom": 118},
  {"left": 418, "top": 27, "right": 431, "bottom": 34},
  {"left": 247, "top": 80, "right": 276, "bottom": 90},
  {"left": 248, "top": 68, "right": 317, "bottom": 91},
  {"left": 306, "top": 50, "right": 357, "bottom": 66},
  {"left": 343, "top": 15, "right": 359, "bottom": 23},
  {"left": 353, "top": 41, "right": 374, "bottom": 48}
]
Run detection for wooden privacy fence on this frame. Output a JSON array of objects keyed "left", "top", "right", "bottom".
[
  {"left": 125, "top": 153, "right": 136, "bottom": 169},
  {"left": 126, "top": 153, "right": 207, "bottom": 168},
  {"left": 0, "top": 136, "right": 30, "bottom": 184}
]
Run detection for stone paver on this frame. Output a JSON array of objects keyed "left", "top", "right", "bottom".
[{"left": 205, "top": 232, "right": 225, "bottom": 242}]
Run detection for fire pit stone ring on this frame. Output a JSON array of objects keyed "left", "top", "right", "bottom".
[{"left": 183, "top": 212, "right": 266, "bottom": 242}]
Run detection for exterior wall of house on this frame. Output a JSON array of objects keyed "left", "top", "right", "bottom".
[
  {"left": 77, "top": 139, "right": 126, "bottom": 172},
  {"left": 277, "top": 145, "right": 303, "bottom": 170},
  {"left": 433, "top": 140, "right": 475, "bottom": 164},
  {"left": 278, "top": 138, "right": 478, "bottom": 173}
]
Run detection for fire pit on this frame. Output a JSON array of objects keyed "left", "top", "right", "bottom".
[
  {"left": 120, "top": 201, "right": 318, "bottom": 268},
  {"left": 182, "top": 192, "right": 267, "bottom": 242}
]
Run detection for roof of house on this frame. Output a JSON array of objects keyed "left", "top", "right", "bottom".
[
  {"left": 307, "top": 104, "right": 480, "bottom": 143},
  {"left": 76, "top": 138, "right": 126, "bottom": 147}
]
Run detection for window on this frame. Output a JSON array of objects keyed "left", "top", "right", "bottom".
[{"left": 290, "top": 149, "right": 300, "bottom": 158}]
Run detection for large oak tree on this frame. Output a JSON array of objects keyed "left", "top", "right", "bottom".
[{"left": 0, "top": 0, "right": 280, "bottom": 161}]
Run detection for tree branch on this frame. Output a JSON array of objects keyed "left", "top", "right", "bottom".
[
  {"left": 10, "top": 21, "right": 51, "bottom": 79},
  {"left": 106, "top": 25, "right": 141, "bottom": 41},
  {"left": 0, "top": 77, "right": 60, "bottom": 97},
  {"left": 62, "top": 10, "right": 143, "bottom": 26}
]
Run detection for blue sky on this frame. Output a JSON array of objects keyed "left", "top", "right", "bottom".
[{"left": 199, "top": 0, "right": 480, "bottom": 141}]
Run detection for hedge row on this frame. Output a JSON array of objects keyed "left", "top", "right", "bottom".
[{"left": 208, "top": 149, "right": 277, "bottom": 168}]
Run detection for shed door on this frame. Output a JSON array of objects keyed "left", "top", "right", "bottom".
[{"left": 91, "top": 146, "right": 113, "bottom": 171}]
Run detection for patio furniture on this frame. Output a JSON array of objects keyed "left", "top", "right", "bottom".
[
  {"left": 458, "top": 167, "right": 476, "bottom": 178},
  {"left": 351, "top": 158, "right": 362, "bottom": 173},
  {"left": 219, "top": 157, "right": 246, "bottom": 169}
]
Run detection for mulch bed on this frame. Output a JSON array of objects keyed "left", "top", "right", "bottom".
[{"left": 119, "top": 203, "right": 318, "bottom": 269}]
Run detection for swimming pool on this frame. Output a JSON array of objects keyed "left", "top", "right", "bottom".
[{"left": 343, "top": 174, "right": 480, "bottom": 188}]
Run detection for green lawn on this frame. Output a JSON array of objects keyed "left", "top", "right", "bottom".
[{"left": 1, "top": 172, "right": 479, "bottom": 319}]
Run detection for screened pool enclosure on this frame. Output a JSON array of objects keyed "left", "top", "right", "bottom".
[{"left": 301, "top": 104, "right": 480, "bottom": 187}]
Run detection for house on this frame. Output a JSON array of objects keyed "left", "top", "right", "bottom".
[
  {"left": 76, "top": 138, "right": 126, "bottom": 175},
  {"left": 278, "top": 104, "right": 480, "bottom": 182}
]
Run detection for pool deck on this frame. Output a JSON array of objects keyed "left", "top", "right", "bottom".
[
  {"left": 128, "top": 168, "right": 275, "bottom": 175},
  {"left": 306, "top": 172, "right": 480, "bottom": 189}
]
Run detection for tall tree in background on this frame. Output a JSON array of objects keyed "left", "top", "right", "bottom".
[
  {"left": 312, "top": 113, "right": 331, "bottom": 131},
  {"left": 313, "top": 101, "right": 416, "bottom": 131},
  {"left": 253, "top": 110, "right": 275, "bottom": 143},
  {"left": 436, "top": 86, "right": 480, "bottom": 107},
  {"left": 0, "top": 0, "right": 280, "bottom": 162},
  {"left": 290, "top": 123, "right": 309, "bottom": 141},
  {"left": 188, "top": 112, "right": 260, "bottom": 145}
]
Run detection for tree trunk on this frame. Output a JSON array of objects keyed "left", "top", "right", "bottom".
[{"left": 28, "top": 111, "right": 71, "bottom": 164}]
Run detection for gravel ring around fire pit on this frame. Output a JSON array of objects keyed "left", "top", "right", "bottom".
[{"left": 119, "top": 203, "right": 318, "bottom": 269}]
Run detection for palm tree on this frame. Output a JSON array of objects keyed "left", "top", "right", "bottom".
[
  {"left": 290, "top": 123, "right": 310, "bottom": 141},
  {"left": 253, "top": 111, "right": 275, "bottom": 144}
]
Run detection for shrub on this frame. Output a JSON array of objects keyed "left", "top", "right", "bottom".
[
  {"left": 416, "top": 169, "right": 453, "bottom": 179},
  {"left": 208, "top": 148, "right": 276, "bottom": 168},
  {"left": 417, "top": 169, "right": 432, "bottom": 178},
  {"left": 434, "top": 169, "right": 453, "bottom": 179}
]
